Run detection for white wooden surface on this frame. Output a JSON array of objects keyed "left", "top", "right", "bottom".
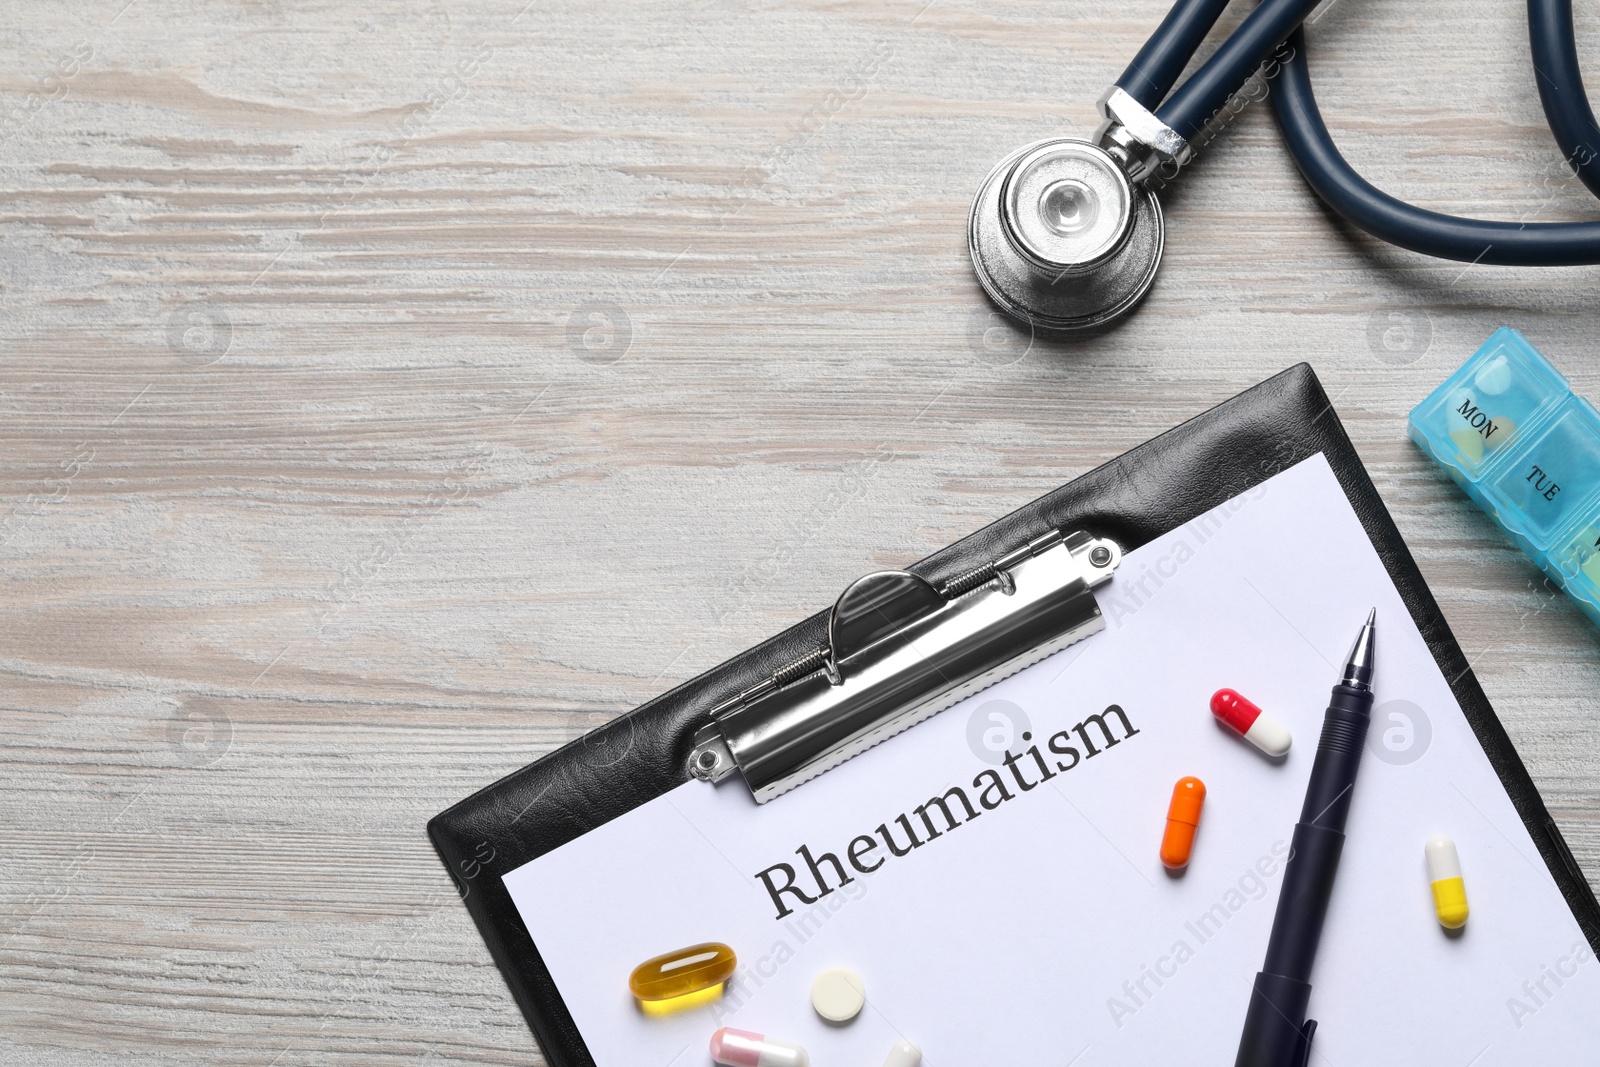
[{"left": 2, "top": 1, "right": 1598, "bottom": 1063}]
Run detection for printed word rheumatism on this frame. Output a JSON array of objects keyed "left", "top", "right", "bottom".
[{"left": 753, "top": 704, "right": 1141, "bottom": 920}]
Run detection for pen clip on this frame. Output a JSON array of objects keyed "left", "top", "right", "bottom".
[{"left": 1295, "top": 1018, "right": 1317, "bottom": 1067}]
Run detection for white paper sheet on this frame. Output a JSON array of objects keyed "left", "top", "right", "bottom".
[{"left": 504, "top": 455, "right": 1597, "bottom": 1066}]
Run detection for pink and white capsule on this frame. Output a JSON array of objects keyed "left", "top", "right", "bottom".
[
  {"left": 710, "top": 1028, "right": 809, "bottom": 1067},
  {"left": 1211, "top": 689, "right": 1292, "bottom": 757}
]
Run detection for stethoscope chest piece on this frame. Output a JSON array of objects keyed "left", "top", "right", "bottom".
[{"left": 968, "top": 138, "right": 1163, "bottom": 333}]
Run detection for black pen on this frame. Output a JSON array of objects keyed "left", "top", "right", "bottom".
[{"left": 1235, "top": 609, "right": 1377, "bottom": 1067}]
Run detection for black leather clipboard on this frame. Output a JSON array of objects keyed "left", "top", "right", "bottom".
[{"left": 429, "top": 362, "right": 1600, "bottom": 1067}]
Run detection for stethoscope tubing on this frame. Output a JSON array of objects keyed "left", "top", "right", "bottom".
[
  {"left": 1114, "top": 0, "right": 1600, "bottom": 265},
  {"left": 1116, "top": 0, "right": 1234, "bottom": 110},
  {"left": 1274, "top": 26, "right": 1600, "bottom": 266},
  {"left": 1528, "top": 0, "right": 1600, "bottom": 201},
  {"left": 1151, "top": 0, "right": 1325, "bottom": 141}
]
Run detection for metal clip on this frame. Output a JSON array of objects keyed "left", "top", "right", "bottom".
[
  {"left": 1095, "top": 86, "right": 1193, "bottom": 184},
  {"left": 689, "top": 529, "right": 1122, "bottom": 802}
]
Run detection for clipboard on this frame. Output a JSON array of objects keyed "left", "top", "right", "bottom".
[{"left": 428, "top": 363, "right": 1600, "bottom": 1067}]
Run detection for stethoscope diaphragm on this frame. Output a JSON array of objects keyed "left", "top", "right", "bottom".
[{"left": 967, "top": 138, "right": 1164, "bottom": 334}]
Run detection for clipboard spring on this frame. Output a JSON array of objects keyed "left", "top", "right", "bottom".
[
  {"left": 690, "top": 528, "right": 1123, "bottom": 802},
  {"left": 702, "top": 646, "right": 834, "bottom": 724}
]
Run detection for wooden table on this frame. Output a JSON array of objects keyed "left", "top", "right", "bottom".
[{"left": 3, "top": 1, "right": 1597, "bottom": 1062}]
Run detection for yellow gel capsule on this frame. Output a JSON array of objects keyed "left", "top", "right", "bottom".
[
  {"left": 629, "top": 942, "right": 737, "bottom": 1005},
  {"left": 1425, "top": 835, "right": 1470, "bottom": 930}
]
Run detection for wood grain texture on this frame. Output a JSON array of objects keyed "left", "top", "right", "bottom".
[{"left": 2, "top": 0, "right": 1598, "bottom": 1062}]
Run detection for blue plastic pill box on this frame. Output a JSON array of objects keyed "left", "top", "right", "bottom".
[{"left": 1409, "top": 327, "right": 1600, "bottom": 628}]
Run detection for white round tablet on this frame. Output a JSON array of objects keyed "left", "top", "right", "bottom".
[{"left": 810, "top": 967, "right": 866, "bottom": 1022}]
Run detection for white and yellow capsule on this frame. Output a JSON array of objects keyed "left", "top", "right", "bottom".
[{"left": 1425, "top": 835, "right": 1469, "bottom": 929}]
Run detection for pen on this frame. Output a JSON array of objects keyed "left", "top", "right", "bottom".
[{"left": 1234, "top": 609, "right": 1377, "bottom": 1067}]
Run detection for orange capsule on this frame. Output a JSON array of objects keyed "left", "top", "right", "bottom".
[
  {"left": 1160, "top": 776, "right": 1206, "bottom": 870},
  {"left": 629, "top": 942, "right": 737, "bottom": 1005}
]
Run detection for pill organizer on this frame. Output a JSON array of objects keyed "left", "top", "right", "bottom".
[{"left": 1409, "top": 327, "right": 1600, "bottom": 628}]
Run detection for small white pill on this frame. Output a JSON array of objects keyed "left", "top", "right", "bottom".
[
  {"left": 810, "top": 966, "right": 866, "bottom": 1022},
  {"left": 1474, "top": 355, "right": 1513, "bottom": 395},
  {"left": 883, "top": 1040, "right": 922, "bottom": 1067}
]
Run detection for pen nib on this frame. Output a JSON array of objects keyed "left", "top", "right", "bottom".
[{"left": 1340, "top": 609, "right": 1377, "bottom": 691}]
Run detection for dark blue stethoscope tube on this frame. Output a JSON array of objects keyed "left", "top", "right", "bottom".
[
  {"left": 1275, "top": 27, "right": 1600, "bottom": 266},
  {"left": 1529, "top": 0, "right": 1600, "bottom": 200},
  {"left": 1111, "top": 0, "right": 1600, "bottom": 266},
  {"left": 1115, "top": 0, "right": 1234, "bottom": 110},
  {"left": 1148, "top": 0, "right": 1323, "bottom": 141}
]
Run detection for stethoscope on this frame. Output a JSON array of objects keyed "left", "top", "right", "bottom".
[{"left": 969, "top": 0, "right": 1600, "bottom": 333}]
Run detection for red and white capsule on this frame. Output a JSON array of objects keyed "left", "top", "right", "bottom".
[
  {"left": 710, "top": 1028, "right": 809, "bottom": 1067},
  {"left": 1211, "top": 689, "right": 1292, "bottom": 757}
]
